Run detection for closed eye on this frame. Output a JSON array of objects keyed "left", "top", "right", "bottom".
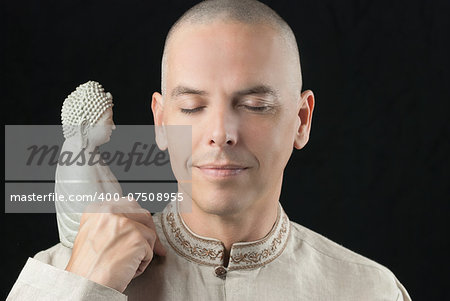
[
  {"left": 243, "top": 105, "right": 271, "bottom": 112},
  {"left": 181, "top": 105, "right": 273, "bottom": 114},
  {"left": 180, "top": 107, "right": 205, "bottom": 114}
]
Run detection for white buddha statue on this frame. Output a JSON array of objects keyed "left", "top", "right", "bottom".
[{"left": 55, "top": 81, "right": 123, "bottom": 248}]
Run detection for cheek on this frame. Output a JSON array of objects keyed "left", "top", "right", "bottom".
[
  {"left": 163, "top": 105, "right": 184, "bottom": 125},
  {"left": 243, "top": 119, "right": 294, "bottom": 169},
  {"left": 89, "top": 127, "right": 110, "bottom": 142},
  {"left": 91, "top": 129, "right": 103, "bottom": 140},
  {"left": 166, "top": 126, "right": 192, "bottom": 181}
]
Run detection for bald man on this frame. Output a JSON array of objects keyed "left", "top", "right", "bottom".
[{"left": 8, "top": 1, "right": 411, "bottom": 300}]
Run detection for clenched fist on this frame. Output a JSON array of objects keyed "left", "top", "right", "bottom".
[{"left": 65, "top": 198, "right": 166, "bottom": 292}]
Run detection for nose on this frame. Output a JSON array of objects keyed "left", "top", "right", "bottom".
[
  {"left": 208, "top": 106, "right": 238, "bottom": 147},
  {"left": 112, "top": 121, "right": 116, "bottom": 130}
]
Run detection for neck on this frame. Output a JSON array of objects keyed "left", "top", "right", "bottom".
[
  {"left": 179, "top": 180, "right": 282, "bottom": 265},
  {"left": 83, "top": 143, "right": 99, "bottom": 155},
  {"left": 63, "top": 139, "right": 99, "bottom": 157}
]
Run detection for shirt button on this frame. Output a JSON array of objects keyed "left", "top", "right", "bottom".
[{"left": 214, "top": 266, "right": 227, "bottom": 278}]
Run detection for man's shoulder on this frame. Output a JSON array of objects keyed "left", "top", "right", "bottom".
[
  {"left": 291, "top": 221, "right": 408, "bottom": 283},
  {"left": 287, "top": 220, "right": 410, "bottom": 299},
  {"left": 289, "top": 220, "right": 389, "bottom": 270}
]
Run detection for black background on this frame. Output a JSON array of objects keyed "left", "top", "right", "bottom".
[{"left": 2, "top": 0, "right": 449, "bottom": 299}]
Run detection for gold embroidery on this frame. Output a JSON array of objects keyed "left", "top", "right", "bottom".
[
  {"left": 166, "top": 212, "right": 224, "bottom": 261},
  {"left": 162, "top": 203, "right": 290, "bottom": 270},
  {"left": 230, "top": 215, "right": 288, "bottom": 265}
]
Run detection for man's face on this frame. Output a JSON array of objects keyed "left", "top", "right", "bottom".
[{"left": 154, "top": 21, "right": 311, "bottom": 216}]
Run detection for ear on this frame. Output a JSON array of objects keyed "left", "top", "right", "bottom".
[
  {"left": 151, "top": 92, "right": 168, "bottom": 150},
  {"left": 80, "top": 120, "right": 89, "bottom": 149},
  {"left": 294, "top": 90, "right": 315, "bottom": 150}
]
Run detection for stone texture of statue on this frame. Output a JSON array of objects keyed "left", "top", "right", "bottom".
[{"left": 55, "top": 81, "right": 123, "bottom": 248}]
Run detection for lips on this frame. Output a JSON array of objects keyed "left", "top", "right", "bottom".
[{"left": 196, "top": 164, "right": 249, "bottom": 178}]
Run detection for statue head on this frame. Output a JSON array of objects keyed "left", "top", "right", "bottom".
[{"left": 61, "top": 81, "right": 115, "bottom": 149}]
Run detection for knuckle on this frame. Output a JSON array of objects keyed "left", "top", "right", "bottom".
[
  {"left": 129, "top": 232, "right": 148, "bottom": 248},
  {"left": 128, "top": 231, "right": 142, "bottom": 242},
  {"left": 100, "top": 204, "right": 115, "bottom": 213},
  {"left": 142, "top": 210, "right": 152, "bottom": 220},
  {"left": 117, "top": 215, "right": 132, "bottom": 228}
]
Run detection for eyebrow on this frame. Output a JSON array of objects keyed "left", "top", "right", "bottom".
[
  {"left": 233, "top": 85, "right": 279, "bottom": 99},
  {"left": 170, "top": 84, "right": 279, "bottom": 99},
  {"left": 171, "top": 86, "right": 208, "bottom": 98}
]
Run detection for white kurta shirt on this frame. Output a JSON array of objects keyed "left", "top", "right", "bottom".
[{"left": 8, "top": 202, "right": 411, "bottom": 300}]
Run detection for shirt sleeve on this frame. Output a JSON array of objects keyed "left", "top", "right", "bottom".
[
  {"left": 7, "top": 257, "right": 127, "bottom": 301},
  {"left": 395, "top": 277, "right": 412, "bottom": 301}
]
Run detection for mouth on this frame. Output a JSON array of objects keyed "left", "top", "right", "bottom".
[{"left": 195, "top": 165, "right": 249, "bottom": 178}]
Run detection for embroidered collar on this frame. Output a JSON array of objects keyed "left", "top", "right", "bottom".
[{"left": 161, "top": 202, "right": 290, "bottom": 271}]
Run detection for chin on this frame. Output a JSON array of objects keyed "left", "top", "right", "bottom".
[
  {"left": 192, "top": 191, "right": 248, "bottom": 216},
  {"left": 98, "top": 137, "right": 110, "bottom": 146}
]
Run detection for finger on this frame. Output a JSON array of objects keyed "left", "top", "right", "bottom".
[
  {"left": 131, "top": 216, "right": 167, "bottom": 257},
  {"left": 131, "top": 221, "right": 158, "bottom": 278},
  {"left": 153, "top": 236, "right": 167, "bottom": 257},
  {"left": 123, "top": 208, "right": 153, "bottom": 228},
  {"left": 96, "top": 198, "right": 168, "bottom": 256},
  {"left": 134, "top": 239, "right": 153, "bottom": 279},
  {"left": 122, "top": 207, "right": 167, "bottom": 256},
  {"left": 134, "top": 211, "right": 167, "bottom": 256},
  {"left": 114, "top": 197, "right": 144, "bottom": 213},
  {"left": 132, "top": 220, "right": 158, "bottom": 249}
]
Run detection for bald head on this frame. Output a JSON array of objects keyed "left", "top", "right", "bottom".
[{"left": 161, "top": 0, "right": 302, "bottom": 96}]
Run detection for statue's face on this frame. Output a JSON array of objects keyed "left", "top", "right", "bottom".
[
  {"left": 87, "top": 108, "right": 115, "bottom": 147},
  {"left": 154, "top": 21, "right": 312, "bottom": 216}
]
